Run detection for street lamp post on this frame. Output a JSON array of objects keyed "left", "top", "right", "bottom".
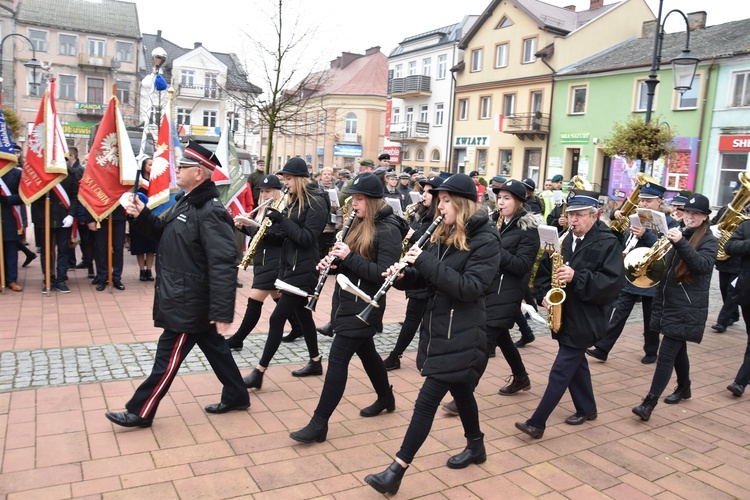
[{"left": 0, "top": 33, "right": 43, "bottom": 104}]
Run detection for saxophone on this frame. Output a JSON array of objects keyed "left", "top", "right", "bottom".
[
  {"left": 716, "top": 171, "right": 750, "bottom": 261},
  {"left": 610, "top": 172, "right": 658, "bottom": 233},
  {"left": 238, "top": 188, "right": 287, "bottom": 270},
  {"left": 544, "top": 247, "right": 566, "bottom": 334}
]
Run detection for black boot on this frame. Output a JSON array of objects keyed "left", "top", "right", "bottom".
[
  {"left": 365, "top": 460, "right": 408, "bottom": 495},
  {"left": 360, "top": 385, "right": 395, "bottom": 417},
  {"left": 514, "top": 332, "right": 535, "bottom": 348},
  {"left": 146, "top": 269, "right": 154, "bottom": 281},
  {"left": 316, "top": 322, "right": 333, "bottom": 337},
  {"left": 383, "top": 352, "right": 401, "bottom": 371},
  {"left": 226, "top": 298, "right": 264, "bottom": 350},
  {"left": 243, "top": 368, "right": 264, "bottom": 389},
  {"left": 139, "top": 269, "right": 148, "bottom": 281},
  {"left": 632, "top": 393, "right": 658, "bottom": 421},
  {"left": 498, "top": 374, "right": 531, "bottom": 395},
  {"left": 282, "top": 312, "right": 304, "bottom": 342},
  {"left": 292, "top": 358, "right": 323, "bottom": 377},
  {"left": 289, "top": 414, "right": 328, "bottom": 443},
  {"left": 664, "top": 382, "right": 691, "bottom": 404},
  {"left": 447, "top": 433, "right": 486, "bottom": 469}
]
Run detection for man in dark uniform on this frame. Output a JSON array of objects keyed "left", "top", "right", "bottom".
[
  {"left": 711, "top": 193, "right": 741, "bottom": 333},
  {"left": 587, "top": 181, "right": 678, "bottom": 363},
  {"left": 249, "top": 159, "right": 266, "bottom": 208},
  {"left": 516, "top": 190, "right": 624, "bottom": 439},
  {"left": 522, "top": 178, "right": 543, "bottom": 215},
  {"left": 105, "top": 143, "right": 249, "bottom": 428}
]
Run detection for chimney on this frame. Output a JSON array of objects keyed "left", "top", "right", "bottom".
[
  {"left": 339, "top": 51, "right": 361, "bottom": 68},
  {"left": 642, "top": 19, "right": 657, "bottom": 39},
  {"left": 589, "top": 0, "right": 603, "bottom": 9},
  {"left": 365, "top": 46, "right": 381, "bottom": 55},
  {"left": 156, "top": 29, "right": 162, "bottom": 46},
  {"left": 687, "top": 11, "right": 707, "bottom": 31},
  {"left": 563, "top": 5, "right": 576, "bottom": 11},
  {"left": 194, "top": 42, "right": 202, "bottom": 49}
]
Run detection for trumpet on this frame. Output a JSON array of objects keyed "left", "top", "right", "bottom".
[
  {"left": 357, "top": 214, "right": 443, "bottom": 325},
  {"left": 306, "top": 210, "right": 357, "bottom": 311}
]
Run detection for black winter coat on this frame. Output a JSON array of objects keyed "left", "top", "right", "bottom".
[
  {"left": 0, "top": 168, "right": 23, "bottom": 241},
  {"left": 650, "top": 226, "right": 717, "bottom": 343},
  {"left": 396, "top": 212, "right": 501, "bottom": 385},
  {"left": 711, "top": 206, "right": 741, "bottom": 274},
  {"left": 330, "top": 205, "right": 405, "bottom": 338},
  {"left": 275, "top": 189, "right": 328, "bottom": 293},
  {"left": 725, "top": 220, "right": 750, "bottom": 306},
  {"left": 31, "top": 165, "right": 79, "bottom": 229},
  {"left": 537, "top": 220, "right": 624, "bottom": 349},
  {"left": 404, "top": 213, "right": 437, "bottom": 300},
  {"left": 486, "top": 210, "right": 543, "bottom": 328},
  {"left": 130, "top": 181, "right": 237, "bottom": 334},
  {"left": 240, "top": 221, "right": 285, "bottom": 290}
]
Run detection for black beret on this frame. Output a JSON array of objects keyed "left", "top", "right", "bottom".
[
  {"left": 432, "top": 173, "right": 477, "bottom": 201},
  {"left": 347, "top": 173, "right": 384, "bottom": 198},
  {"left": 278, "top": 157, "right": 310, "bottom": 177}
]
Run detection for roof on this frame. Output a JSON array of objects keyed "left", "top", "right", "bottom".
[
  {"left": 306, "top": 49, "right": 388, "bottom": 98},
  {"left": 389, "top": 16, "right": 480, "bottom": 57},
  {"left": 17, "top": 0, "right": 140, "bottom": 39},
  {"left": 559, "top": 18, "right": 750, "bottom": 76},
  {"left": 460, "top": 0, "right": 621, "bottom": 49},
  {"left": 141, "top": 33, "right": 261, "bottom": 94}
]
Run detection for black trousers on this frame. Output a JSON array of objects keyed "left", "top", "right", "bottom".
[
  {"left": 93, "top": 218, "right": 125, "bottom": 281},
  {"left": 648, "top": 335, "right": 690, "bottom": 397},
  {"left": 314, "top": 334, "right": 390, "bottom": 420},
  {"left": 259, "top": 293, "right": 319, "bottom": 367},
  {"left": 528, "top": 345, "right": 595, "bottom": 429},
  {"left": 396, "top": 377, "right": 480, "bottom": 464},
  {"left": 733, "top": 304, "right": 750, "bottom": 387},
  {"left": 596, "top": 290, "right": 658, "bottom": 357},
  {"left": 126, "top": 328, "right": 248, "bottom": 419},
  {"left": 38, "top": 226, "right": 72, "bottom": 284},
  {"left": 389, "top": 297, "right": 426, "bottom": 357},
  {"left": 716, "top": 270, "right": 740, "bottom": 327},
  {"left": 487, "top": 326, "right": 527, "bottom": 377}
]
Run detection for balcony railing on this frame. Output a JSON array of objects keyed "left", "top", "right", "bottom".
[
  {"left": 503, "top": 112, "right": 550, "bottom": 140},
  {"left": 176, "top": 84, "right": 223, "bottom": 100},
  {"left": 78, "top": 53, "right": 113, "bottom": 68},
  {"left": 390, "top": 75, "right": 431, "bottom": 96},
  {"left": 388, "top": 121, "right": 430, "bottom": 141}
]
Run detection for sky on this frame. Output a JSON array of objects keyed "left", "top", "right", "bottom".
[{"left": 131, "top": 0, "right": 750, "bottom": 74}]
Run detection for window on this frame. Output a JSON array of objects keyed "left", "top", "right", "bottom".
[
  {"left": 497, "top": 16, "right": 513, "bottom": 28},
  {"left": 345, "top": 112, "right": 357, "bottom": 134},
  {"left": 403, "top": 146, "right": 411, "bottom": 160},
  {"left": 296, "top": 118, "right": 303, "bottom": 134},
  {"left": 203, "top": 110, "right": 217, "bottom": 127},
  {"left": 408, "top": 61, "right": 417, "bottom": 76},
  {"left": 495, "top": 43, "right": 508, "bottom": 68},
  {"left": 635, "top": 80, "right": 649, "bottom": 112},
  {"left": 434, "top": 103, "right": 444, "bottom": 126},
  {"left": 116, "top": 80, "right": 130, "bottom": 104},
  {"left": 677, "top": 75, "right": 699, "bottom": 109},
  {"left": 718, "top": 154, "right": 750, "bottom": 206},
  {"left": 88, "top": 38, "right": 105, "bottom": 57},
  {"left": 480, "top": 96, "right": 491, "bottom": 119},
  {"left": 318, "top": 111, "right": 326, "bottom": 134},
  {"left": 405, "top": 106, "right": 414, "bottom": 124},
  {"left": 570, "top": 85, "right": 587, "bottom": 114},
  {"left": 58, "top": 34, "right": 77, "bottom": 56},
  {"left": 523, "top": 38, "right": 537, "bottom": 64},
  {"left": 181, "top": 70, "right": 194, "bottom": 87},
  {"left": 458, "top": 99, "right": 468, "bottom": 120},
  {"left": 395, "top": 64, "right": 403, "bottom": 79},
  {"left": 731, "top": 72, "right": 750, "bottom": 107},
  {"left": 420, "top": 105, "right": 428, "bottom": 123},
  {"left": 29, "top": 29, "right": 48, "bottom": 52},
  {"left": 476, "top": 149, "right": 487, "bottom": 175},
  {"left": 392, "top": 107, "right": 401, "bottom": 125},
  {"left": 231, "top": 113, "right": 239, "bottom": 133},
  {"left": 307, "top": 115, "right": 315, "bottom": 134},
  {"left": 422, "top": 57, "right": 431, "bottom": 77},
  {"left": 87, "top": 78, "right": 104, "bottom": 103},
  {"left": 503, "top": 94, "right": 515, "bottom": 117},
  {"left": 531, "top": 91, "right": 543, "bottom": 113},
  {"left": 437, "top": 55, "right": 447, "bottom": 79},
  {"left": 431, "top": 149, "right": 441, "bottom": 162},
  {"left": 499, "top": 150, "right": 512, "bottom": 175},
  {"left": 417, "top": 149, "right": 425, "bottom": 161},
  {"left": 177, "top": 108, "right": 191, "bottom": 125},
  {"left": 471, "top": 49, "right": 483, "bottom": 72},
  {"left": 115, "top": 41, "right": 133, "bottom": 62},
  {"left": 58, "top": 75, "right": 76, "bottom": 100},
  {"left": 204, "top": 73, "right": 218, "bottom": 98}
]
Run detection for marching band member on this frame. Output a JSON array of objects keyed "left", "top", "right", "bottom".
[
  {"left": 724, "top": 219, "right": 750, "bottom": 397},
  {"left": 516, "top": 190, "right": 623, "bottom": 439},
  {"left": 289, "top": 173, "right": 405, "bottom": 443},
  {"left": 633, "top": 194, "right": 717, "bottom": 421},
  {"left": 241, "top": 158, "right": 328, "bottom": 389},
  {"left": 364, "top": 174, "right": 501, "bottom": 495},
  {"left": 383, "top": 175, "right": 443, "bottom": 371}
]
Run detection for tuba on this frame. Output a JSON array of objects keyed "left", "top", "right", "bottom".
[
  {"left": 624, "top": 232, "right": 677, "bottom": 288},
  {"left": 610, "top": 172, "right": 658, "bottom": 233},
  {"left": 716, "top": 171, "right": 750, "bottom": 261},
  {"left": 544, "top": 247, "right": 566, "bottom": 334}
]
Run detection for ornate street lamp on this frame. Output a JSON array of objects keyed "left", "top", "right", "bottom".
[{"left": 0, "top": 33, "right": 43, "bottom": 100}]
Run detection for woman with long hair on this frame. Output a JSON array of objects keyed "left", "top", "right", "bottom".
[
  {"left": 382, "top": 175, "right": 443, "bottom": 371},
  {"left": 632, "top": 193, "right": 717, "bottom": 421},
  {"left": 130, "top": 157, "right": 158, "bottom": 281},
  {"left": 289, "top": 173, "right": 405, "bottom": 443},
  {"left": 364, "top": 174, "right": 501, "bottom": 495},
  {"left": 242, "top": 158, "right": 328, "bottom": 389}
]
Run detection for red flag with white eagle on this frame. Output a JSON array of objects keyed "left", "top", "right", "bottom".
[
  {"left": 146, "top": 100, "right": 174, "bottom": 209},
  {"left": 78, "top": 95, "right": 137, "bottom": 222}
]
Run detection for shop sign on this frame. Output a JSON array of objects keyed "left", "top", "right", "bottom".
[
  {"left": 75, "top": 102, "right": 106, "bottom": 110},
  {"left": 719, "top": 135, "right": 750, "bottom": 152},
  {"left": 454, "top": 136, "right": 489, "bottom": 147},
  {"left": 560, "top": 132, "right": 590, "bottom": 145},
  {"left": 333, "top": 144, "right": 363, "bottom": 157},
  {"left": 382, "top": 145, "right": 401, "bottom": 164},
  {"left": 61, "top": 121, "right": 94, "bottom": 136}
]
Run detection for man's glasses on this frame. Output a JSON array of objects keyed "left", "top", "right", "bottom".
[{"left": 177, "top": 165, "right": 198, "bottom": 170}]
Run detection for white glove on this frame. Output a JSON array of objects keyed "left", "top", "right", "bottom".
[
  {"left": 710, "top": 224, "right": 721, "bottom": 239},
  {"left": 62, "top": 215, "right": 74, "bottom": 228}
]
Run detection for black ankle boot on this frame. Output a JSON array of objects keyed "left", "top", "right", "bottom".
[
  {"left": 243, "top": 368, "right": 264, "bottom": 389},
  {"left": 139, "top": 269, "right": 147, "bottom": 281},
  {"left": 383, "top": 353, "right": 401, "bottom": 371},
  {"left": 664, "top": 382, "right": 691, "bottom": 404},
  {"left": 281, "top": 328, "right": 303, "bottom": 342},
  {"left": 146, "top": 269, "right": 154, "bottom": 281},
  {"left": 365, "top": 460, "right": 408, "bottom": 495},
  {"left": 292, "top": 358, "right": 323, "bottom": 377},
  {"left": 228, "top": 298, "right": 264, "bottom": 350},
  {"left": 316, "top": 322, "right": 333, "bottom": 337},
  {"left": 514, "top": 332, "right": 535, "bottom": 348},
  {"left": 360, "top": 385, "right": 395, "bottom": 417},
  {"left": 289, "top": 414, "right": 328, "bottom": 443},
  {"left": 632, "top": 393, "right": 658, "bottom": 421},
  {"left": 447, "top": 433, "right": 486, "bottom": 469}
]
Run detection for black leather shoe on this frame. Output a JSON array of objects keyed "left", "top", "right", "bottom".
[
  {"left": 360, "top": 386, "right": 395, "bottom": 417},
  {"left": 226, "top": 334, "right": 244, "bottom": 351},
  {"left": 316, "top": 322, "right": 333, "bottom": 337},
  {"left": 22, "top": 253, "right": 37, "bottom": 268},
  {"left": 365, "top": 460, "right": 408, "bottom": 495},
  {"left": 514, "top": 333, "right": 535, "bottom": 348},
  {"left": 586, "top": 347, "right": 608, "bottom": 362},
  {"left": 711, "top": 323, "right": 727, "bottom": 333},
  {"left": 641, "top": 355, "right": 657, "bottom": 364},
  {"left": 113, "top": 281, "right": 126, "bottom": 291},
  {"left": 664, "top": 383, "right": 691, "bottom": 404},
  {"left": 91, "top": 277, "right": 103, "bottom": 285},
  {"left": 447, "top": 434, "right": 486, "bottom": 469},
  {"left": 727, "top": 382, "right": 745, "bottom": 397},
  {"left": 88, "top": 272, "right": 96, "bottom": 279},
  {"left": 383, "top": 353, "right": 401, "bottom": 371},
  {"left": 205, "top": 402, "right": 250, "bottom": 414},
  {"left": 75, "top": 262, "right": 89, "bottom": 269},
  {"left": 632, "top": 393, "right": 658, "bottom": 421},
  {"left": 289, "top": 415, "right": 328, "bottom": 443},
  {"left": 281, "top": 329, "right": 302, "bottom": 342},
  {"left": 498, "top": 375, "right": 531, "bottom": 395},
  {"left": 565, "top": 410, "right": 597, "bottom": 425},
  {"left": 292, "top": 358, "right": 323, "bottom": 377},
  {"left": 236, "top": 279, "right": 243, "bottom": 288},
  {"left": 105, "top": 410, "right": 153, "bottom": 428},
  {"left": 96, "top": 282, "right": 106, "bottom": 291},
  {"left": 515, "top": 421, "right": 544, "bottom": 439},
  {"left": 243, "top": 368, "right": 264, "bottom": 389}
]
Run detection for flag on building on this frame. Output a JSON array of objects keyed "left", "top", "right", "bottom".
[
  {"left": 215, "top": 123, "right": 249, "bottom": 215},
  {"left": 78, "top": 95, "right": 138, "bottom": 222},
  {"left": 19, "top": 80, "right": 69, "bottom": 204},
  {"left": 0, "top": 107, "right": 18, "bottom": 178}
]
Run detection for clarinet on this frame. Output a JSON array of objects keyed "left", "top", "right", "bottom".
[
  {"left": 357, "top": 214, "right": 444, "bottom": 325},
  {"left": 305, "top": 210, "right": 358, "bottom": 311}
]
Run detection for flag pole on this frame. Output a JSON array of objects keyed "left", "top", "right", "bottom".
[
  {"left": 107, "top": 217, "right": 113, "bottom": 293},
  {"left": 44, "top": 192, "right": 51, "bottom": 294},
  {"left": 0, "top": 204, "right": 5, "bottom": 292}
]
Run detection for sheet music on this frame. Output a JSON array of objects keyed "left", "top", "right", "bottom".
[
  {"left": 629, "top": 213, "right": 642, "bottom": 229},
  {"left": 553, "top": 190, "right": 563, "bottom": 205},
  {"left": 386, "top": 198, "right": 404, "bottom": 218},
  {"left": 636, "top": 208, "right": 668, "bottom": 234},
  {"left": 328, "top": 189, "right": 340, "bottom": 208},
  {"left": 409, "top": 191, "right": 422, "bottom": 204},
  {"left": 538, "top": 224, "right": 560, "bottom": 253}
]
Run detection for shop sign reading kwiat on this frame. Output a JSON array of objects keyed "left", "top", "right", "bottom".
[{"left": 454, "top": 136, "right": 489, "bottom": 147}]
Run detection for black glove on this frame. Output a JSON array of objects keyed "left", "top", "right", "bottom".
[{"left": 266, "top": 208, "right": 284, "bottom": 224}]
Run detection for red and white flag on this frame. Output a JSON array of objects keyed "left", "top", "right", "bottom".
[{"left": 146, "top": 100, "right": 174, "bottom": 209}]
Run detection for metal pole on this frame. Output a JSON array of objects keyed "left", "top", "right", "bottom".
[{"left": 644, "top": 0, "right": 665, "bottom": 125}]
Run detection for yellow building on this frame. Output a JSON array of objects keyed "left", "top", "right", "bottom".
[{"left": 452, "top": 0, "right": 653, "bottom": 184}]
